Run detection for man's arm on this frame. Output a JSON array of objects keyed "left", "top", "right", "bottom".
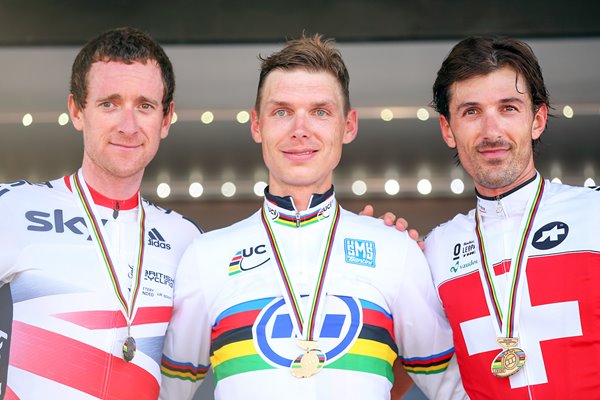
[
  {"left": 359, "top": 204, "right": 423, "bottom": 249},
  {"left": 391, "top": 357, "right": 413, "bottom": 400},
  {"left": 392, "top": 240, "right": 466, "bottom": 399},
  {"left": 160, "top": 242, "right": 212, "bottom": 400}
]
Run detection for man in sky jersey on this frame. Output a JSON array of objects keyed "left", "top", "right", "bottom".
[
  {"left": 0, "top": 27, "right": 201, "bottom": 399},
  {"left": 423, "top": 36, "right": 600, "bottom": 398},
  {"left": 160, "top": 34, "right": 466, "bottom": 400}
]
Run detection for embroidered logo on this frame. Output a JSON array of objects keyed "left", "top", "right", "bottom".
[
  {"left": 449, "top": 240, "right": 478, "bottom": 273},
  {"left": 531, "top": 221, "right": 568, "bottom": 250},
  {"left": 344, "top": 238, "right": 376, "bottom": 267},
  {"left": 228, "top": 244, "right": 270, "bottom": 276},
  {"left": 148, "top": 227, "right": 171, "bottom": 250}
]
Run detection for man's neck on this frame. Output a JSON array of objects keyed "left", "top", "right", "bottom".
[
  {"left": 475, "top": 168, "right": 537, "bottom": 198},
  {"left": 285, "top": 191, "right": 312, "bottom": 212},
  {"left": 81, "top": 165, "right": 142, "bottom": 201},
  {"left": 268, "top": 184, "right": 331, "bottom": 211}
]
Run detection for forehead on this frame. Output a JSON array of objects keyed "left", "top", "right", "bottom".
[
  {"left": 260, "top": 68, "right": 343, "bottom": 105},
  {"left": 449, "top": 66, "right": 530, "bottom": 105},
  {"left": 86, "top": 60, "right": 164, "bottom": 94}
]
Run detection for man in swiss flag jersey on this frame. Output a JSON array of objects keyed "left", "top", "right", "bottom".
[{"left": 423, "top": 35, "right": 600, "bottom": 399}]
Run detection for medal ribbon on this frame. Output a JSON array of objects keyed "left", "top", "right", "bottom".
[
  {"left": 475, "top": 177, "right": 544, "bottom": 338},
  {"left": 260, "top": 200, "right": 340, "bottom": 341},
  {"left": 71, "top": 170, "right": 145, "bottom": 324}
]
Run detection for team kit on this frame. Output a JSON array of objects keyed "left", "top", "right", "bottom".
[{"left": 1, "top": 27, "right": 599, "bottom": 400}]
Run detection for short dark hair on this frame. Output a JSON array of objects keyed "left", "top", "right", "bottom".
[
  {"left": 255, "top": 33, "right": 351, "bottom": 115},
  {"left": 432, "top": 35, "right": 550, "bottom": 152},
  {"left": 70, "top": 27, "right": 174, "bottom": 116}
]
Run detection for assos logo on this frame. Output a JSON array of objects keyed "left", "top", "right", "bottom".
[
  {"left": 228, "top": 244, "right": 270, "bottom": 276},
  {"left": 531, "top": 221, "right": 569, "bottom": 250},
  {"left": 147, "top": 228, "right": 171, "bottom": 250}
]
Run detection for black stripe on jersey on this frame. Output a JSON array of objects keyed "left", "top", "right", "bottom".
[
  {"left": 210, "top": 326, "right": 253, "bottom": 357},
  {"left": 359, "top": 323, "right": 399, "bottom": 355},
  {"left": 0, "top": 283, "right": 13, "bottom": 399},
  {"left": 209, "top": 323, "right": 400, "bottom": 359}
]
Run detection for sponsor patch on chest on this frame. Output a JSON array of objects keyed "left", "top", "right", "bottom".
[
  {"left": 344, "top": 238, "right": 376, "bottom": 267},
  {"left": 449, "top": 240, "right": 479, "bottom": 274}
]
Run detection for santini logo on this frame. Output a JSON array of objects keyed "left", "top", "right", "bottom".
[
  {"left": 344, "top": 238, "right": 376, "bottom": 267},
  {"left": 148, "top": 228, "right": 171, "bottom": 250}
]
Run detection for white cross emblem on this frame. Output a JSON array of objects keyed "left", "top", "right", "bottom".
[
  {"left": 460, "top": 279, "right": 582, "bottom": 388},
  {"left": 535, "top": 225, "right": 566, "bottom": 244}
]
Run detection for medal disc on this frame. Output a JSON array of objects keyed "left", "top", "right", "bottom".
[
  {"left": 491, "top": 347, "right": 526, "bottom": 377},
  {"left": 122, "top": 336, "right": 137, "bottom": 362},
  {"left": 291, "top": 348, "right": 325, "bottom": 378}
]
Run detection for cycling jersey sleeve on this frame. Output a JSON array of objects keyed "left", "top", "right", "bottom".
[
  {"left": 160, "top": 240, "right": 212, "bottom": 400},
  {"left": 392, "top": 239, "right": 467, "bottom": 399}
]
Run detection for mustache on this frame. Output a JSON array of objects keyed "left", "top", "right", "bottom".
[{"left": 475, "top": 139, "right": 512, "bottom": 151}]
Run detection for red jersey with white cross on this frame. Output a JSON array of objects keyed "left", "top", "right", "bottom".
[{"left": 425, "top": 175, "right": 600, "bottom": 400}]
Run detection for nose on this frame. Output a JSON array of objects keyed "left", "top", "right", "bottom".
[
  {"left": 118, "top": 108, "right": 139, "bottom": 135},
  {"left": 481, "top": 111, "right": 502, "bottom": 138},
  {"left": 292, "top": 111, "right": 310, "bottom": 138}
]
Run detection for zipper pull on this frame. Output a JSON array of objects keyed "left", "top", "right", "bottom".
[
  {"left": 113, "top": 202, "right": 120, "bottom": 219},
  {"left": 495, "top": 196, "right": 503, "bottom": 215},
  {"left": 295, "top": 211, "right": 301, "bottom": 228}
]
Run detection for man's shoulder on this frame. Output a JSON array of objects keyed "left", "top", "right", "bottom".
[
  {"left": 188, "top": 209, "right": 262, "bottom": 246},
  {"left": 426, "top": 209, "right": 475, "bottom": 240},
  {"left": 337, "top": 208, "right": 412, "bottom": 240},
  {"left": 0, "top": 177, "right": 67, "bottom": 204},
  {"left": 547, "top": 180, "right": 600, "bottom": 199},
  {"left": 142, "top": 197, "right": 203, "bottom": 234}
]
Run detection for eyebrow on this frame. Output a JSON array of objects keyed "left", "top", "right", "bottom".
[
  {"left": 95, "top": 94, "right": 160, "bottom": 106},
  {"left": 455, "top": 97, "right": 527, "bottom": 111},
  {"left": 264, "top": 99, "right": 337, "bottom": 108},
  {"left": 96, "top": 94, "right": 122, "bottom": 103}
]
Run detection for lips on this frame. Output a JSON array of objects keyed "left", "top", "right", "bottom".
[
  {"left": 285, "top": 150, "right": 315, "bottom": 155},
  {"left": 479, "top": 147, "right": 509, "bottom": 155},
  {"left": 476, "top": 140, "right": 511, "bottom": 159},
  {"left": 111, "top": 142, "right": 142, "bottom": 149},
  {"left": 283, "top": 148, "right": 317, "bottom": 160}
]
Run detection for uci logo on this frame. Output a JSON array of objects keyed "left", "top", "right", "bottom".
[
  {"left": 252, "top": 295, "right": 362, "bottom": 367},
  {"left": 531, "top": 221, "right": 569, "bottom": 250},
  {"left": 266, "top": 204, "right": 280, "bottom": 220},
  {"left": 228, "top": 244, "right": 270, "bottom": 276},
  {"left": 317, "top": 201, "right": 333, "bottom": 220}
]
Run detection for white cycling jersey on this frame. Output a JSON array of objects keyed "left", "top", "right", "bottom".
[
  {"left": 0, "top": 174, "right": 201, "bottom": 400},
  {"left": 425, "top": 173, "right": 600, "bottom": 399},
  {"left": 160, "top": 189, "right": 466, "bottom": 400}
]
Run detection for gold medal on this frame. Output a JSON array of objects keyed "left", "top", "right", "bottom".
[
  {"left": 475, "top": 179, "right": 545, "bottom": 380},
  {"left": 491, "top": 337, "right": 526, "bottom": 377},
  {"left": 290, "top": 340, "right": 326, "bottom": 378}
]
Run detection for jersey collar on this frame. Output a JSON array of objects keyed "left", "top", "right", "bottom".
[
  {"left": 476, "top": 172, "right": 541, "bottom": 219},
  {"left": 263, "top": 186, "right": 336, "bottom": 228},
  {"left": 264, "top": 185, "right": 334, "bottom": 212},
  {"left": 63, "top": 175, "right": 139, "bottom": 211}
]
